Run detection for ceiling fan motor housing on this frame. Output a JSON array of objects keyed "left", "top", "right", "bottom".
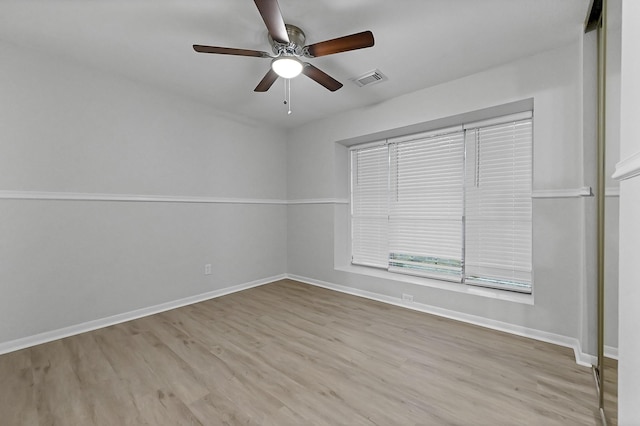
[{"left": 269, "top": 24, "right": 306, "bottom": 56}]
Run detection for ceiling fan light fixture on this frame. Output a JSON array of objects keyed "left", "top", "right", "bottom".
[{"left": 271, "top": 56, "right": 303, "bottom": 79}]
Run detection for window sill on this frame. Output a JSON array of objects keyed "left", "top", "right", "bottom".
[{"left": 334, "top": 264, "right": 534, "bottom": 305}]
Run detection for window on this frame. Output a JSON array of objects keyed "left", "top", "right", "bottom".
[{"left": 350, "top": 112, "right": 532, "bottom": 293}]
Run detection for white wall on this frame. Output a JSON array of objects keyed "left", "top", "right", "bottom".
[
  {"left": 616, "top": 0, "right": 640, "bottom": 422},
  {"left": 0, "top": 41, "right": 288, "bottom": 347},
  {"left": 287, "top": 41, "right": 594, "bottom": 346}
]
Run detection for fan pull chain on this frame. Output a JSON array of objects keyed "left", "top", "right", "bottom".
[
  {"left": 283, "top": 78, "right": 292, "bottom": 115},
  {"left": 288, "top": 79, "right": 292, "bottom": 115}
]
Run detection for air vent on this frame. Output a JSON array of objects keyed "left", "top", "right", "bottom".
[{"left": 350, "top": 69, "right": 388, "bottom": 87}]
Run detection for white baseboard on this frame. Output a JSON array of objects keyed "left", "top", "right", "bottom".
[
  {"left": 0, "top": 274, "right": 285, "bottom": 355},
  {"left": 575, "top": 340, "right": 598, "bottom": 366},
  {"left": 287, "top": 274, "right": 597, "bottom": 367},
  {"left": 2, "top": 272, "right": 617, "bottom": 367},
  {"left": 605, "top": 345, "right": 619, "bottom": 360},
  {"left": 574, "top": 345, "right": 619, "bottom": 364}
]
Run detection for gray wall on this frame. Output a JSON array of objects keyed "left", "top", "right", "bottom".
[
  {"left": 287, "top": 41, "right": 596, "bottom": 345},
  {"left": 0, "top": 41, "right": 288, "bottom": 345}
]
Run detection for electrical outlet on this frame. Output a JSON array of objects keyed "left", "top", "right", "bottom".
[
  {"left": 402, "top": 293, "right": 414, "bottom": 303},
  {"left": 204, "top": 264, "right": 212, "bottom": 275}
]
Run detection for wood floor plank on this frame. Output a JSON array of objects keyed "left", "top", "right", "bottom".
[
  {"left": 0, "top": 279, "right": 607, "bottom": 425},
  {"left": 62, "top": 332, "right": 139, "bottom": 425},
  {"left": 603, "top": 357, "right": 619, "bottom": 426},
  {"left": 0, "top": 349, "right": 38, "bottom": 425},
  {"left": 31, "top": 340, "right": 96, "bottom": 425}
]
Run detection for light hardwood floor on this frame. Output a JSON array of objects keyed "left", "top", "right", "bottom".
[
  {"left": 603, "top": 357, "right": 618, "bottom": 426},
  {"left": 0, "top": 279, "right": 602, "bottom": 425}
]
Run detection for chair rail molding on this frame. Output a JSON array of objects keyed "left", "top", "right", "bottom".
[
  {"left": 0, "top": 190, "right": 288, "bottom": 204},
  {"left": 612, "top": 149, "right": 640, "bottom": 181},
  {"left": 532, "top": 187, "right": 592, "bottom": 198},
  {"left": 0, "top": 190, "right": 349, "bottom": 205}
]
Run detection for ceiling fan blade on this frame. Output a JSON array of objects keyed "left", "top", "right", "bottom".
[
  {"left": 253, "top": 0, "right": 289, "bottom": 44},
  {"left": 302, "top": 63, "right": 343, "bottom": 92},
  {"left": 303, "top": 31, "right": 374, "bottom": 58},
  {"left": 193, "top": 45, "right": 271, "bottom": 58},
  {"left": 254, "top": 68, "right": 279, "bottom": 92}
]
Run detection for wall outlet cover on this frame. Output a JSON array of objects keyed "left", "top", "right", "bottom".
[{"left": 402, "top": 293, "right": 414, "bottom": 302}]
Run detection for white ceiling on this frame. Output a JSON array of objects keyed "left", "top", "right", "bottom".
[{"left": 0, "top": 0, "right": 589, "bottom": 129}]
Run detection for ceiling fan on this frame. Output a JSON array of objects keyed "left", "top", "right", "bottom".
[{"left": 193, "top": 0, "right": 375, "bottom": 93}]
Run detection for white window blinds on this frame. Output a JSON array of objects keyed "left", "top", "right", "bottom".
[
  {"left": 351, "top": 143, "right": 389, "bottom": 268},
  {"left": 464, "top": 117, "right": 533, "bottom": 292},
  {"left": 388, "top": 131, "right": 464, "bottom": 281},
  {"left": 350, "top": 111, "right": 533, "bottom": 294}
]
